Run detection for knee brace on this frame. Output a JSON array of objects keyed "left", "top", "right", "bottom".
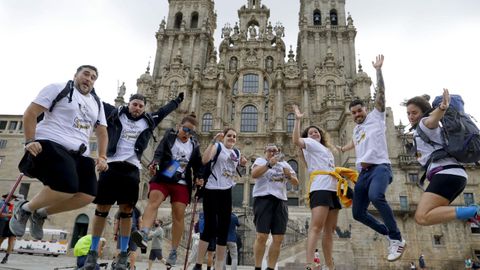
[
  {"left": 118, "top": 212, "right": 133, "bottom": 219},
  {"left": 95, "top": 210, "right": 109, "bottom": 218}
]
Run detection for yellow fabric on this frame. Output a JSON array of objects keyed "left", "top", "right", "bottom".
[
  {"left": 73, "top": 234, "right": 92, "bottom": 257},
  {"left": 306, "top": 167, "right": 358, "bottom": 208}
]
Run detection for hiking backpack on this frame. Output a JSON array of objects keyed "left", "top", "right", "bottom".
[{"left": 416, "top": 94, "right": 480, "bottom": 164}]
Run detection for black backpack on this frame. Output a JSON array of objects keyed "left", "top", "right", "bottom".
[
  {"left": 415, "top": 94, "right": 480, "bottom": 164},
  {"left": 37, "top": 80, "right": 101, "bottom": 123},
  {"left": 202, "top": 143, "right": 241, "bottom": 182}
]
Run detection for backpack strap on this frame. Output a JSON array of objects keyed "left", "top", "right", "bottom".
[
  {"left": 233, "top": 148, "right": 243, "bottom": 177},
  {"left": 210, "top": 143, "right": 223, "bottom": 181},
  {"left": 49, "top": 80, "right": 74, "bottom": 112}
]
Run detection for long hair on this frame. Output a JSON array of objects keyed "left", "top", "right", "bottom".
[
  {"left": 405, "top": 95, "right": 432, "bottom": 115},
  {"left": 301, "top": 125, "right": 334, "bottom": 151}
]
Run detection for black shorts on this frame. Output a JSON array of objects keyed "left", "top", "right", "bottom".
[
  {"left": 207, "top": 238, "right": 216, "bottom": 251},
  {"left": 253, "top": 195, "right": 288, "bottom": 235},
  {"left": 309, "top": 190, "right": 342, "bottom": 210},
  {"left": 0, "top": 220, "right": 14, "bottom": 237},
  {"left": 426, "top": 173, "right": 467, "bottom": 203},
  {"left": 94, "top": 162, "right": 140, "bottom": 205},
  {"left": 149, "top": 249, "right": 163, "bottom": 260},
  {"left": 24, "top": 140, "right": 97, "bottom": 196}
]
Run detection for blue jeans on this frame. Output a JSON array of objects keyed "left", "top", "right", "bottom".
[{"left": 352, "top": 164, "right": 402, "bottom": 241}]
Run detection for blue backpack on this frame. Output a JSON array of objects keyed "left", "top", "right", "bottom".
[{"left": 416, "top": 94, "right": 480, "bottom": 164}]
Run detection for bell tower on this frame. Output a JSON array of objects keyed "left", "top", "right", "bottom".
[
  {"left": 151, "top": 0, "right": 216, "bottom": 80},
  {"left": 297, "top": 0, "right": 357, "bottom": 79}
]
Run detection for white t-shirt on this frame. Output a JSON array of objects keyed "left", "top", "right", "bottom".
[
  {"left": 353, "top": 108, "right": 391, "bottom": 166},
  {"left": 252, "top": 158, "right": 296, "bottom": 201},
  {"left": 205, "top": 142, "right": 240, "bottom": 190},
  {"left": 171, "top": 138, "right": 194, "bottom": 185},
  {"left": 303, "top": 138, "right": 337, "bottom": 192},
  {"left": 414, "top": 118, "right": 467, "bottom": 178},
  {"left": 108, "top": 114, "right": 149, "bottom": 169},
  {"left": 34, "top": 82, "right": 107, "bottom": 156}
]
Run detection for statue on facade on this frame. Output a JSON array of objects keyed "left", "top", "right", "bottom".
[
  {"left": 249, "top": 25, "right": 257, "bottom": 39},
  {"left": 229, "top": 57, "right": 238, "bottom": 73},
  {"left": 265, "top": 57, "right": 273, "bottom": 73},
  {"left": 117, "top": 82, "right": 126, "bottom": 98}
]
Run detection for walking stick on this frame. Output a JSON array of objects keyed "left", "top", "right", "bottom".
[
  {"left": 183, "top": 187, "right": 201, "bottom": 270},
  {"left": 0, "top": 173, "right": 24, "bottom": 214}
]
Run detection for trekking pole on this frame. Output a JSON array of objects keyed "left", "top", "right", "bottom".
[
  {"left": 183, "top": 187, "right": 201, "bottom": 270},
  {"left": 0, "top": 173, "right": 24, "bottom": 214}
]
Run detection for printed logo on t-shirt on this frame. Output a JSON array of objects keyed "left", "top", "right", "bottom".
[
  {"left": 73, "top": 103, "right": 93, "bottom": 131},
  {"left": 221, "top": 151, "right": 238, "bottom": 179},
  {"left": 269, "top": 165, "right": 288, "bottom": 183},
  {"left": 354, "top": 126, "right": 366, "bottom": 145},
  {"left": 121, "top": 120, "right": 142, "bottom": 141}
]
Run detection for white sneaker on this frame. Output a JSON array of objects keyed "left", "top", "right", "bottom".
[{"left": 387, "top": 239, "right": 406, "bottom": 261}]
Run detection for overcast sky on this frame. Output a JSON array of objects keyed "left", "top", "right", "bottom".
[{"left": 1, "top": 0, "right": 479, "bottom": 126}]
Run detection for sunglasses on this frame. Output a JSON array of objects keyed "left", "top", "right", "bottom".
[{"left": 182, "top": 126, "right": 193, "bottom": 134}]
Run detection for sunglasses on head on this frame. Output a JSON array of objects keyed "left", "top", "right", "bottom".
[{"left": 182, "top": 126, "right": 193, "bottom": 134}]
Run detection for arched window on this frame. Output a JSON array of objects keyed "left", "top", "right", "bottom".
[
  {"left": 242, "top": 74, "right": 259, "bottom": 93},
  {"left": 190, "top": 12, "right": 199, "bottom": 28},
  {"left": 330, "top": 9, "right": 338, "bottom": 25},
  {"left": 313, "top": 9, "right": 321, "bottom": 25},
  {"left": 174, "top": 12, "right": 183, "bottom": 29},
  {"left": 263, "top": 79, "right": 269, "bottom": 95},
  {"left": 241, "top": 105, "right": 258, "bottom": 132},
  {"left": 202, "top": 113, "right": 213, "bottom": 132},
  {"left": 286, "top": 113, "right": 295, "bottom": 133},
  {"left": 286, "top": 160, "right": 299, "bottom": 191}
]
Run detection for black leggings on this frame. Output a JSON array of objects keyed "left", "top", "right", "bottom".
[{"left": 200, "top": 188, "right": 232, "bottom": 246}]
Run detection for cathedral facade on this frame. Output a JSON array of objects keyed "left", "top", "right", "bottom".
[{"left": 1, "top": 0, "right": 480, "bottom": 269}]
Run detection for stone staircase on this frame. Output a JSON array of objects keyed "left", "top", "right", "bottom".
[{"left": 277, "top": 237, "right": 354, "bottom": 270}]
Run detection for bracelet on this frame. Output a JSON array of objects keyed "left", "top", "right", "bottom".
[
  {"left": 98, "top": 155, "right": 107, "bottom": 161},
  {"left": 24, "top": 139, "right": 35, "bottom": 146},
  {"left": 267, "top": 163, "right": 273, "bottom": 169},
  {"left": 210, "top": 139, "right": 218, "bottom": 145}
]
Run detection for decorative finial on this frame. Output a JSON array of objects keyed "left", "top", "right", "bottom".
[{"left": 146, "top": 57, "right": 151, "bottom": 74}]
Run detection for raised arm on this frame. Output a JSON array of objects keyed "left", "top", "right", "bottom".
[
  {"left": 372, "top": 54, "right": 386, "bottom": 112},
  {"left": 423, "top": 88, "right": 450, "bottom": 129},
  {"left": 201, "top": 132, "right": 223, "bottom": 164},
  {"left": 292, "top": 105, "right": 306, "bottom": 149},
  {"left": 151, "top": 92, "right": 184, "bottom": 126}
]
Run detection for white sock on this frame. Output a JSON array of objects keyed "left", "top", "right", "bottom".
[
  {"left": 36, "top": 208, "right": 48, "bottom": 217},
  {"left": 21, "top": 203, "right": 32, "bottom": 213}
]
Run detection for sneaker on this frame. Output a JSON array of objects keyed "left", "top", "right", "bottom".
[
  {"left": 9, "top": 200, "right": 31, "bottom": 237},
  {"left": 0, "top": 256, "right": 7, "bottom": 264},
  {"left": 30, "top": 210, "right": 47, "bottom": 240},
  {"left": 79, "top": 250, "right": 98, "bottom": 270},
  {"left": 166, "top": 249, "right": 177, "bottom": 266},
  {"left": 131, "top": 230, "right": 148, "bottom": 249},
  {"left": 468, "top": 205, "right": 480, "bottom": 225},
  {"left": 114, "top": 251, "right": 129, "bottom": 270},
  {"left": 387, "top": 239, "right": 406, "bottom": 261}
]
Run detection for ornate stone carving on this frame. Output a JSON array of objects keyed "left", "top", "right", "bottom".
[{"left": 244, "top": 49, "right": 259, "bottom": 67}]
